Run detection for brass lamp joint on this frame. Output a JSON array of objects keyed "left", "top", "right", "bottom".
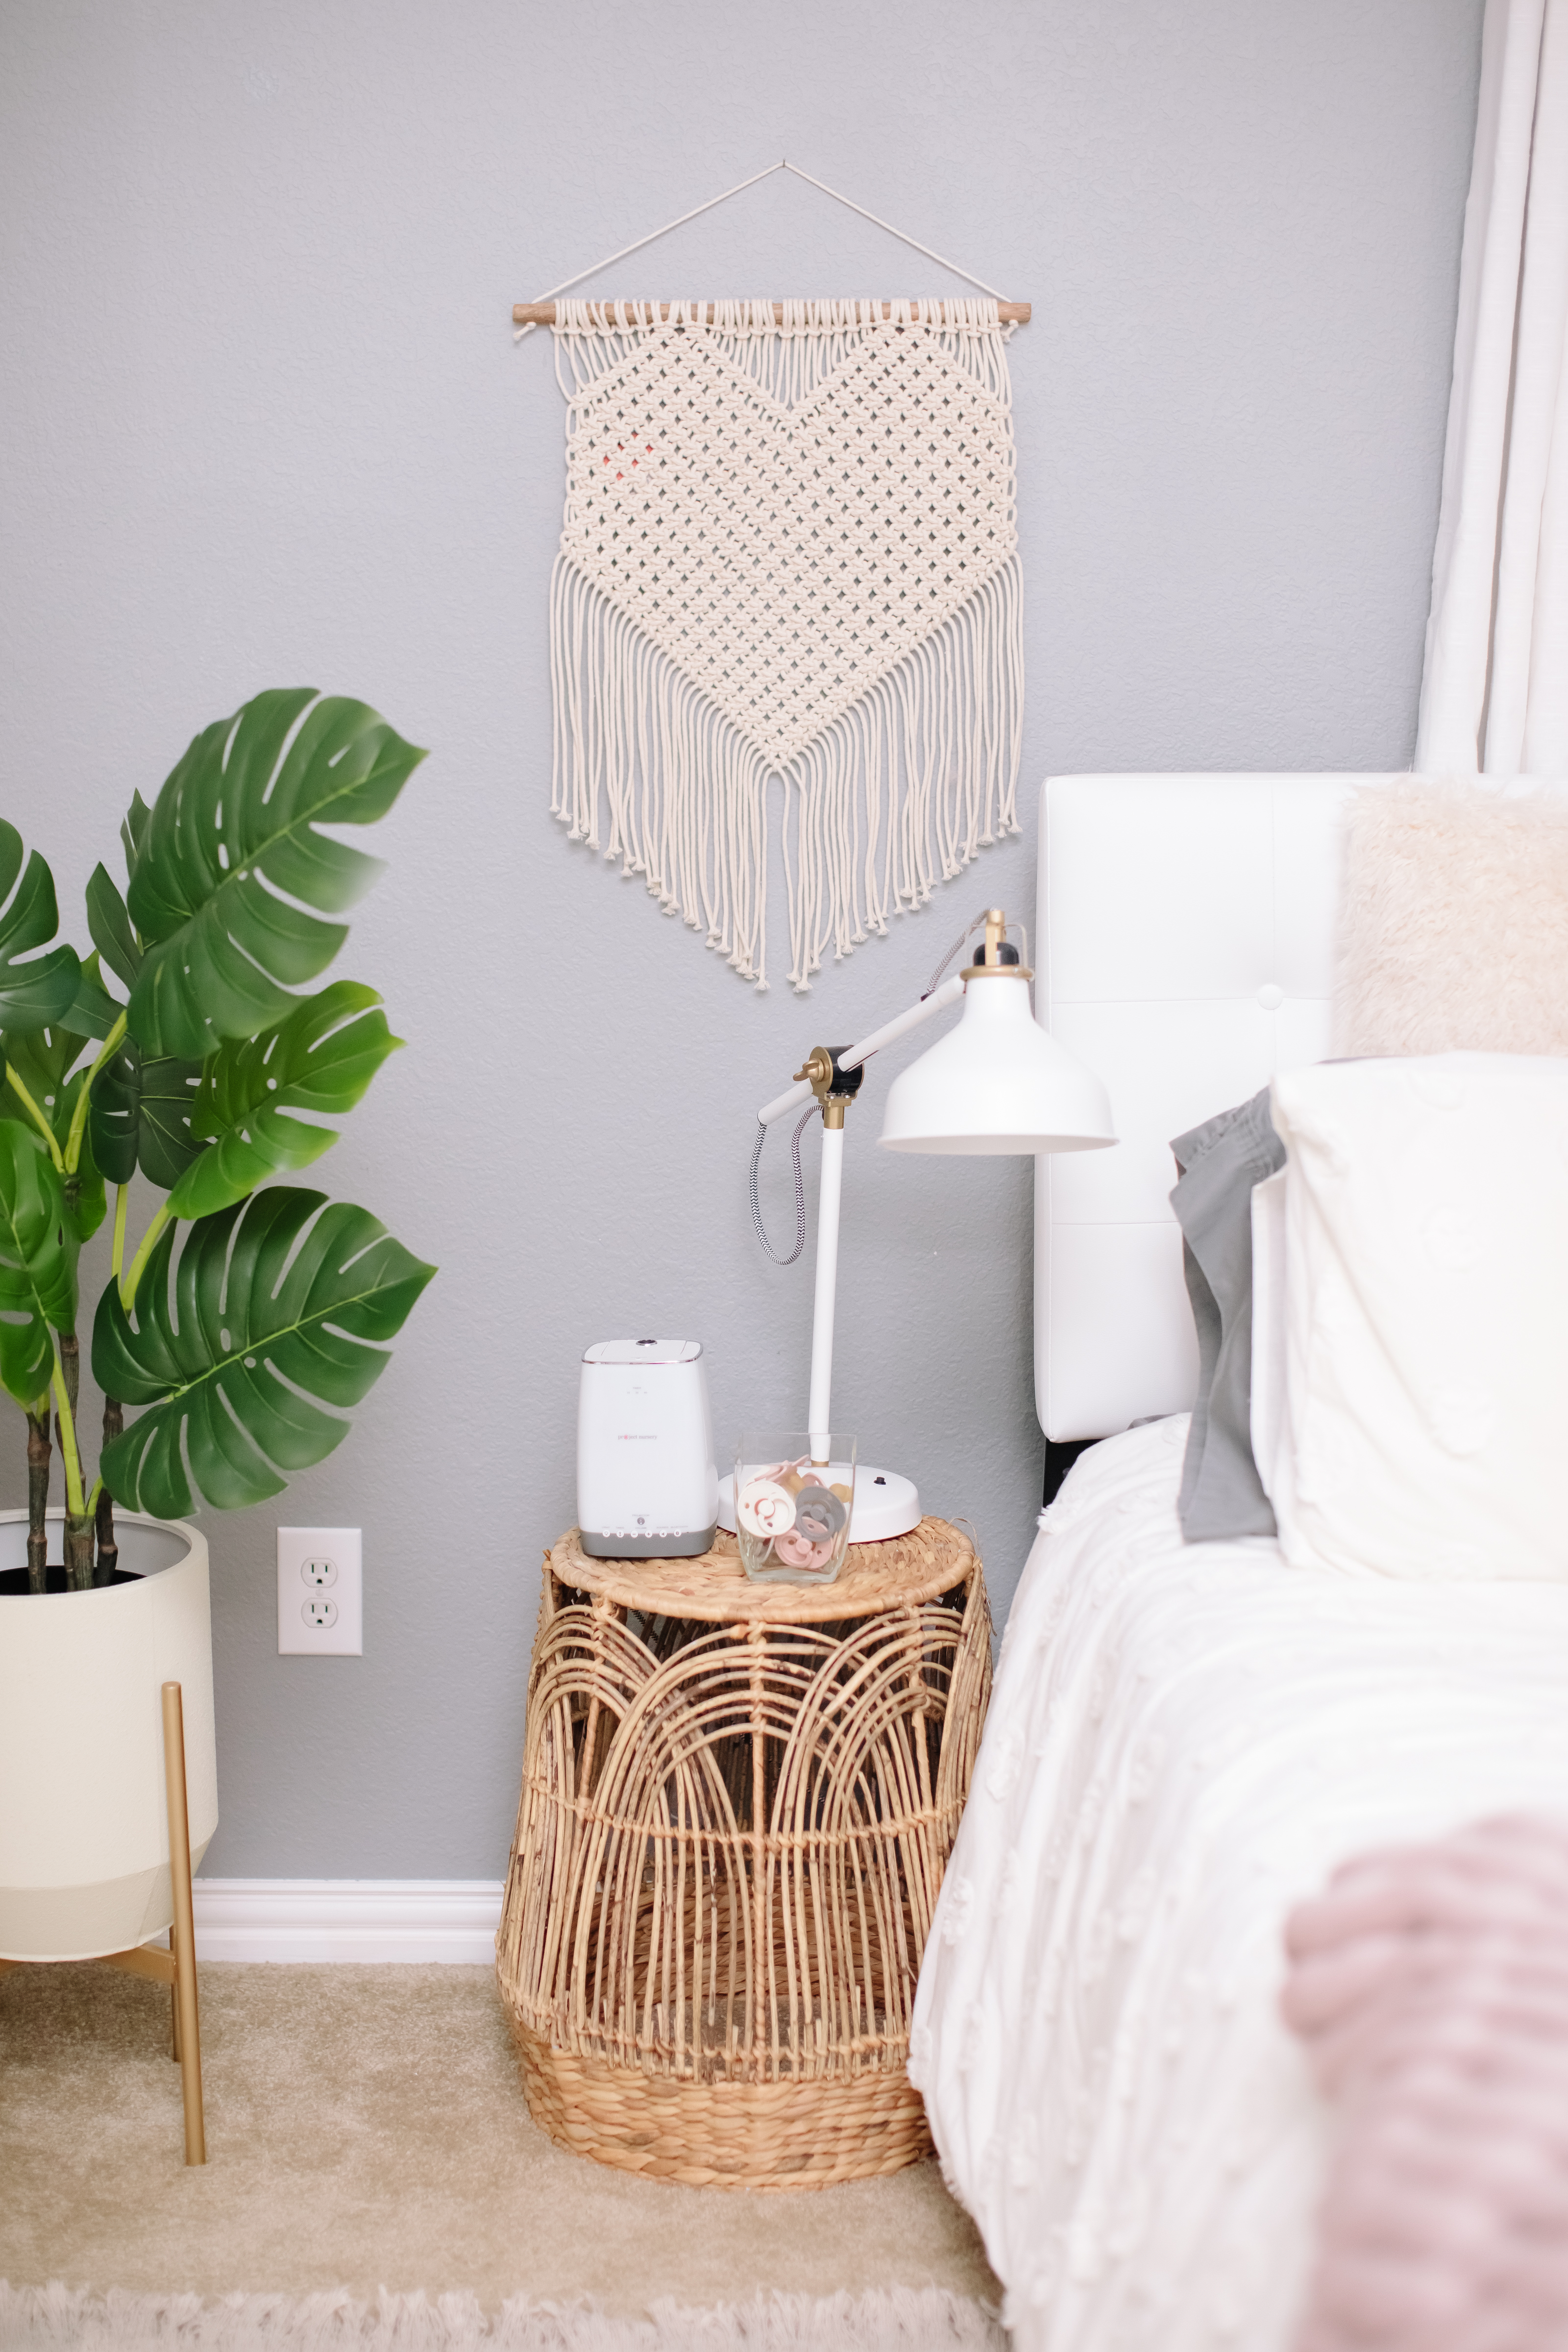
[
  {"left": 961, "top": 906, "right": 1033, "bottom": 982},
  {"left": 793, "top": 1045, "right": 865, "bottom": 1130}
]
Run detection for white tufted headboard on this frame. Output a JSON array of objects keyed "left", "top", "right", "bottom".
[{"left": 1033, "top": 772, "right": 1399, "bottom": 1442}]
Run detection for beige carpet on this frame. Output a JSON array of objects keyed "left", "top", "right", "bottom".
[{"left": 0, "top": 1964, "right": 1001, "bottom": 2344}]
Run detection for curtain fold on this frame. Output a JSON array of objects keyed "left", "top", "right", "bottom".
[{"left": 1417, "top": 0, "right": 1568, "bottom": 775}]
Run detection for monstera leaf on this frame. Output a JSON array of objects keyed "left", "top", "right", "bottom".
[
  {"left": 85, "top": 860, "right": 142, "bottom": 992},
  {"left": 64, "top": 948, "right": 125, "bottom": 1043},
  {"left": 120, "top": 790, "right": 152, "bottom": 884},
  {"left": 0, "top": 1124, "right": 77, "bottom": 1407},
  {"left": 126, "top": 691, "right": 425, "bottom": 1060},
  {"left": 0, "top": 820, "right": 80, "bottom": 1035},
  {"left": 58, "top": 1098, "right": 106, "bottom": 1244},
  {"left": 0, "top": 1016, "right": 107, "bottom": 1242},
  {"left": 166, "top": 981, "right": 400, "bottom": 1222},
  {"left": 88, "top": 1037, "right": 203, "bottom": 1190},
  {"left": 0, "top": 1019, "right": 86, "bottom": 1133},
  {"left": 93, "top": 1185, "right": 435, "bottom": 1516}
]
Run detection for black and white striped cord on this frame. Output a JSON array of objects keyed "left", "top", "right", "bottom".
[{"left": 748, "top": 1105, "right": 816, "bottom": 1266}]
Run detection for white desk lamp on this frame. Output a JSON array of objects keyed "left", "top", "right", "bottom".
[{"left": 724, "top": 908, "right": 1116, "bottom": 1542}]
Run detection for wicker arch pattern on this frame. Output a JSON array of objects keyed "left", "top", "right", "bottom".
[{"left": 496, "top": 1522, "right": 991, "bottom": 2188}]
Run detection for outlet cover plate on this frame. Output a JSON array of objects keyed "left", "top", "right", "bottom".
[{"left": 277, "top": 1527, "right": 362, "bottom": 1656}]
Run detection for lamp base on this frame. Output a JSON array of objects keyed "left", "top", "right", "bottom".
[{"left": 716, "top": 1467, "right": 921, "bottom": 1545}]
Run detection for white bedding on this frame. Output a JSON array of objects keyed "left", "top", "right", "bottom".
[{"left": 912, "top": 1420, "right": 1568, "bottom": 2352}]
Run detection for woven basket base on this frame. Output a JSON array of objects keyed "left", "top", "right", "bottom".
[{"left": 512, "top": 2022, "right": 933, "bottom": 2191}]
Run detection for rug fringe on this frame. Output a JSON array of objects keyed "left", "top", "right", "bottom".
[{"left": 0, "top": 2283, "right": 1005, "bottom": 2352}]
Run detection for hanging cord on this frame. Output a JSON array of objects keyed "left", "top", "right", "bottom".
[
  {"left": 922, "top": 907, "right": 993, "bottom": 998},
  {"left": 779, "top": 163, "right": 1008, "bottom": 301},
  {"left": 749, "top": 1103, "right": 817, "bottom": 1265},
  {"left": 516, "top": 158, "right": 1012, "bottom": 343},
  {"left": 514, "top": 162, "right": 785, "bottom": 341}
]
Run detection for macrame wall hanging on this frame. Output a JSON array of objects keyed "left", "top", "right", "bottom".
[{"left": 515, "top": 163, "right": 1029, "bottom": 992}]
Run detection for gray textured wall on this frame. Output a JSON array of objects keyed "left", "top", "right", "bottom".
[{"left": 0, "top": 0, "right": 1480, "bottom": 1877}]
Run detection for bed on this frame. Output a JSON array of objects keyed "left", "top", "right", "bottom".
[{"left": 912, "top": 773, "right": 1568, "bottom": 2351}]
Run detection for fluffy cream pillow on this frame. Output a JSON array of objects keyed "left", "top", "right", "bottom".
[
  {"left": 1333, "top": 779, "right": 1568, "bottom": 1058},
  {"left": 1267, "top": 1055, "right": 1568, "bottom": 1582}
]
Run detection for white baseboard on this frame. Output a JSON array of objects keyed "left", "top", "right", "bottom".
[{"left": 191, "top": 1879, "right": 504, "bottom": 1964}]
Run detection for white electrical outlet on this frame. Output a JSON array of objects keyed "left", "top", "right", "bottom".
[{"left": 277, "top": 1528, "right": 362, "bottom": 1656}]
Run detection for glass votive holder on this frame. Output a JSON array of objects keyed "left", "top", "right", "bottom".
[{"left": 734, "top": 1433, "right": 857, "bottom": 1585}]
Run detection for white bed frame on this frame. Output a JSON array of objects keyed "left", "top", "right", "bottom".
[{"left": 1033, "top": 772, "right": 1399, "bottom": 1442}]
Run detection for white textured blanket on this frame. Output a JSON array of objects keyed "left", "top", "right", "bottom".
[{"left": 912, "top": 1421, "right": 1568, "bottom": 2352}]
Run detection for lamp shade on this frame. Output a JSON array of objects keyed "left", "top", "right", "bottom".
[{"left": 878, "top": 973, "right": 1116, "bottom": 1154}]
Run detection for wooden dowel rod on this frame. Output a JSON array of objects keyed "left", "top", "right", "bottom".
[
  {"left": 162, "top": 1680, "right": 206, "bottom": 2166},
  {"left": 513, "top": 298, "right": 1030, "bottom": 327}
]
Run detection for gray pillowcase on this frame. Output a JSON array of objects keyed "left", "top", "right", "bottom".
[{"left": 1169, "top": 1088, "right": 1284, "bottom": 1542}]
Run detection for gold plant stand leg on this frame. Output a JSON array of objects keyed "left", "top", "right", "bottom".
[
  {"left": 161, "top": 1679, "right": 205, "bottom": 2164},
  {"left": 97, "top": 1681, "right": 206, "bottom": 2162},
  {"left": 0, "top": 1682, "right": 207, "bottom": 2167}
]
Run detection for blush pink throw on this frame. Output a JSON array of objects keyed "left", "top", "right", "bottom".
[{"left": 1282, "top": 1816, "right": 1568, "bottom": 2352}]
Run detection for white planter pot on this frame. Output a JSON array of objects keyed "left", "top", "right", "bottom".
[{"left": 0, "top": 1508, "right": 218, "bottom": 1961}]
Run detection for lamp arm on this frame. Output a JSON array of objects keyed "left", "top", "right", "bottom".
[
  {"left": 755, "top": 971, "right": 965, "bottom": 1127},
  {"left": 749, "top": 970, "right": 966, "bottom": 1454},
  {"left": 807, "top": 1125, "right": 844, "bottom": 1459}
]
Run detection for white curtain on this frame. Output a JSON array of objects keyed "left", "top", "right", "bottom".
[{"left": 1417, "top": 0, "right": 1568, "bottom": 775}]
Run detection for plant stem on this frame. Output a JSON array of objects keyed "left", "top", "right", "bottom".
[
  {"left": 96, "top": 1401, "right": 122, "bottom": 1582},
  {"left": 111, "top": 1183, "right": 129, "bottom": 1282},
  {"left": 25, "top": 1405, "right": 51, "bottom": 1593},
  {"left": 50, "top": 1352, "right": 86, "bottom": 1521},
  {"left": 5, "top": 1066, "right": 64, "bottom": 1170},
  {"left": 50, "top": 1354, "right": 93, "bottom": 1593},
  {"left": 63, "top": 1512, "right": 95, "bottom": 1591},
  {"left": 122, "top": 1202, "right": 171, "bottom": 1314},
  {"left": 59, "top": 1327, "right": 80, "bottom": 1422},
  {"left": 63, "top": 1012, "right": 127, "bottom": 1176}
]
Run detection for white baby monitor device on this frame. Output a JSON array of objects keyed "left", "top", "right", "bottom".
[{"left": 577, "top": 1340, "right": 719, "bottom": 1558}]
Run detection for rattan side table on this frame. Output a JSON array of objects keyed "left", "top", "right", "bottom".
[{"left": 496, "top": 1518, "right": 990, "bottom": 2190}]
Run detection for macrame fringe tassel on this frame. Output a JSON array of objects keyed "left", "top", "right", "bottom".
[{"left": 550, "top": 554, "right": 1024, "bottom": 993}]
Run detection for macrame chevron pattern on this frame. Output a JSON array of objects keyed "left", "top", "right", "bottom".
[{"left": 548, "top": 300, "right": 1023, "bottom": 990}]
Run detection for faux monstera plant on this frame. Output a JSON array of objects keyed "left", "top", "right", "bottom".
[{"left": 0, "top": 688, "right": 435, "bottom": 1592}]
